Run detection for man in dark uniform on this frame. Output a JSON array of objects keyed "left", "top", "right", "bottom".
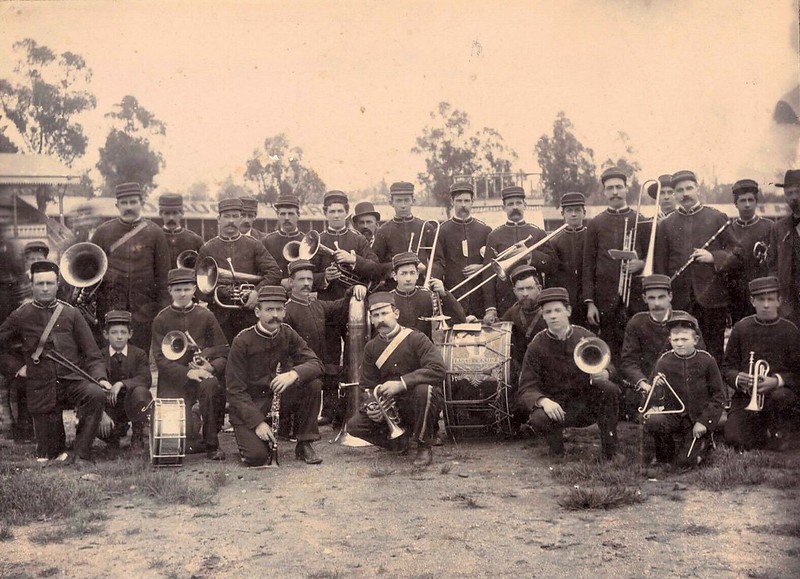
[
  {"left": 431, "top": 181, "right": 491, "bottom": 319},
  {"left": 483, "top": 186, "right": 552, "bottom": 324},
  {"left": 159, "top": 193, "right": 204, "bottom": 269},
  {"left": 91, "top": 182, "right": 171, "bottom": 351},
  {"left": 583, "top": 167, "right": 647, "bottom": 364},
  {"left": 517, "top": 287, "right": 620, "bottom": 459},
  {"left": 353, "top": 201, "right": 381, "bottom": 246},
  {"left": 767, "top": 169, "right": 800, "bottom": 326},
  {"left": 0, "top": 261, "right": 111, "bottom": 464},
  {"left": 546, "top": 192, "right": 587, "bottom": 326},
  {"left": 197, "top": 198, "right": 282, "bottom": 342},
  {"left": 226, "top": 286, "right": 325, "bottom": 466},
  {"left": 346, "top": 292, "right": 446, "bottom": 467},
  {"left": 649, "top": 174, "right": 677, "bottom": 221},
  {"left": 728, "top": 179, "right": 773, "bottom": 323},
  {"left": 240, "top": 196, "right": 267, "bottom": 241},
  {"left": 722, "top": 277, "right": 800, "bottom": 451},
  {"left": 99, "top": 310, "right": 152, "bottom": 450},
  {"left": 654, "top": 170, "right": 742, "bottom": 361},
  {"left": 263, "top": 194, "right": 304, "bottom": 280},
  {"left": 151, "top": 268, "right": 229, "bottom": 460},
  {"left": 22, "top": 240, "right": 51, "bottom": 273}
]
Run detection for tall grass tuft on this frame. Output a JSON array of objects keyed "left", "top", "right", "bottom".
[{"left": 558, "top": 485, "right": 645, "bottom": 510}]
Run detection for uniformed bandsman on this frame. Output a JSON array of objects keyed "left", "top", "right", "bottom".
[
  {"left": 501, "top": 264, "right": 546, "bottom": 391},
  {"left": 240, "top": 196, "right": 267, "bottom": 241},
  {"left": 767, "top": 169, "right": 800, "bottom": 325},
  {"left": 546, "top": 192, "right": 587, "bottom": 326},
  {"left": 158, "top": 193, "right": 204, "bottom": 268},
  {"left": 263, "top": 194, "right": 304, "bottom": 280},
  {"left": 648, "top": 174, "right": 677, "bottom": 221},
  {"left": 431, "top": 181, "right": 491, "bottom": 319}
]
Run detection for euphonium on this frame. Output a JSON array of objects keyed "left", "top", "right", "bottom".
[
  {"left": 366, "top": 387, "right": 406, "bottom": 440},
  {"left": 745, "top": 351, "right": 768, "bottom": 412}
]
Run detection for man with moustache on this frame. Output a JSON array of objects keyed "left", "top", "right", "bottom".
[
  {"left": 240, "top": 197, "right": 267, "bottom": 241},
  {"left": 654, "top": 170, "right": 741, "bottom": 361},
  {"left": 158, "top": 193, "right": 204, "bottom": 268},
  {"left": 91, "top": 182, "right": 171, "bottom": 351},
  {"left": 767, "top": 169, "right": 800, "bottom": 326},
  {"left": 546, "top": 192, "right": 588, "bottom": 326},
  {"left": 352, "top": 201, "right": 381, "bottom": 246},
  {"left": 226, "top": 285, "right": 325, "bottom": 466},
  {"left": 728, "top": 179, "right": 773, "bottom": 323},
  {"left": 483, "top": 186, "right": 552, "bottom": 323},
  {"left": 197, "top": 198, "right": 282, "bottom": 342},
  {"left": 432, "top": 181, "right": 491, "bottom": 319},
  {"left": 583, "top": 167, "right": 646, "bottom": 363},
  {"left": 263, "top": 194, "right": 304, "bottom": 280},
  {"left": 346, "top": 292, "right": 446, "bottom": 467}
]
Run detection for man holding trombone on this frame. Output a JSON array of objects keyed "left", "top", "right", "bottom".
[{"left": 721, "top": 277, "right": 800, "bottom": 451}]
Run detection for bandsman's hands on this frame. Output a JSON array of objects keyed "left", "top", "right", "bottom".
[
  {"left": 691, "top": 248, "right": 714, "bottom": 263},
  {"left": 16, "top": 365, "right": 27, "bottom": 378},
  {"left": 108, "top": 381, "right": 124, "bottom": 406},
  {"left": 97, "top": 379, "right": 113, "bottom": 392},
  {"left": 187, "top": 368, "right": 213, "bottom": 382},
  {"left": 586, "top": 303, "right": 600, "bottom": 326},
  {"left": 255, "top": 421, "right": 276, "bottom": 443},
  {"left": 590, "top": 370, "right": 610, "bottom": 382},
  {"left": 483, "top": 308, "right": 498, "bottom": 325},
  {"left": 333, "top": 249, "right": 356, "bottom": 266},
  {"left": 324, "top": 265, "right": 341, "bottom": 283},
  {"left": 628, "top": 259, "right": 645, "bottom": 274},
  {"left": 692, "top": 422, "right": 707, "bottom": 438},
  {"left": 189, "top": 357, "right": 215, "bottom": 374},
  {"left": 353, "top": 285, "right": 367, "bottom": 301},
  {"left": 429, "top": 278, "right": 446, "bottom": 296},
  {"left": 462, "top": 264, "right": 483, "bottom": 277},
  {"left": 99, "top": 411, "right": 114, "bottom": 439},
  {"left": 244, "top": 289, "right": 259, "bottom": 309},
  {"left": 375, "top": 380, "right": 405, "bottom": 399},
  {"left": 539, "top": 398, "right": 566, "bottom": 423},
  {"left": 271, "top": 370, "right": 299, "bottom": 394}
]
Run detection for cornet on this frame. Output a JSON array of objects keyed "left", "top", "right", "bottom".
[
  {"left": 365, "top": 387, "right": 406, "bottom": 440},
  {"left": 744, "top": 351, "right": 768, "bottom": 412}
]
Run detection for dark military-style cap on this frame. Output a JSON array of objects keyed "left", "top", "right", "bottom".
[
  {"left": 501, "top": 186, "right": 525, "bottom": 202},
  {"left": 672, "top": 170, "right": 698, "bottom": 186},
  {"left": 240, "top": 196, "right": 259, "bottom": 213},
  {"left": 30, "top": 260, "right": 59, "bottom": 276},
  {"left": 601, "top": 167, "right": 627, "bottom": 185},
  {"left": 732, "top": 179, "right": 760, "bottom": 198},
  {"left": 450, "top": 181, "right": 474, "bottom": 197},
  {"left": 23, "top": 240, "right": 50, "bottom": 256},
  {"left": 115, "top": 182, "right": 143, "bottom": 199},
  {"left": 288, "top": 259, "right": 315, "bottom": 277},
  {"left": 104, "top": 310, "right": 132, "bottom": 326},
  {"left": 775, "top": 169, "right": 800, "bottom": 188},
  {"left": 537, "top": 286, "right": 570, "bottom": 307},
  {"left": 218, "top": 198, "right": 244, "bottom": 214},
  {"left": 167, "top": 268, "right": 196, "bottom": 286},
  {"left": 353, "top": 201, "right": 380, "bottom": 221},
  {"left": 274, "top": 194, "right": 301, "bottom": 210},
  {"left": 560, "top": 192, "right": 586, "bottom": 207},
  {"left": 641, "top": 274, "right": 672, "bottom": 293},
  {"left": 389, "top": 182, "right": 414, "bottom": 195},
  {"left": 509, "top": 264, "right": 539, "bottom": 286},
  {"left": 392, "top": 251, "right": 420, "bottom": 270},
  {"left": 323, "top": 190, "right": 349, "bottom": 206},
  {"left": 368, "top": 291, "right": 395, "bottom": 312},
  {"left": 748, "top": 276, "right": 780, "bottom": 296},
  {"left": 158, "top": 193, "right": 184, "bottom": 209},
  {"left": 666, "top": 311, "right": 699, "bottom": 332},
  {"left": 257, "top": 285, "right": 287, "bottom": 303},
  {"left": 647, "top": 175, "right": 674, "bottom": 199}
]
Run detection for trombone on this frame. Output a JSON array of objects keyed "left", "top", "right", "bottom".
[
  {"left": 414, "top": 220, "right": 451, "bottom": 336},
  {"left": 641, "top": 179, "right": 660, "bottom": 277},
  {"left": 638, "top": 372, "right": 686, "bottom": 418},
  {"left": 744, "top": 351, "right": 768, "bottom": 412},
  {"left": 196, "top": 256, "right": 263, "bottom": 309}
]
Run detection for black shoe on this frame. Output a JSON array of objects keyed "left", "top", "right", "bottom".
[
  {"left": 295, "top": 441, "right": 322, "bottom": 464},
  {"left": 413, "top": 445, "right": 432, "bottom": 467},
  {"left": 206, "top": 448, "right": 226, "bottom": 461}
]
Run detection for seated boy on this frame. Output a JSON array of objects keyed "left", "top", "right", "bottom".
[
  {"left": 645, "top": 312, "right": 726, "bottom": 467},
  {"left": 100, "top": 310, "right": 152, "bottom": 449}
]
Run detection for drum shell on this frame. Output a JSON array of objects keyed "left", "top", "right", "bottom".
[{"left": 150, "top": 398, "right": 187, "bottom": 467}]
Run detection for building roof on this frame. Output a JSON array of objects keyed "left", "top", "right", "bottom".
[{"left": 0, "top": 153, "right": 80, "bottom": 185}]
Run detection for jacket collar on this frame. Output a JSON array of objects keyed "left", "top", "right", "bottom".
[
  {"left": 605, "top": 206, "right": 631, "bottom": 215},
  {"left": 505, "top": 220, "right": 527, "bottom": 227},
  {"left": 677, "top": 202, "right": 703, "bottom": 216},
  {"left": 392, "top": 215, "right": 416, "bottom": 223},
  {"left": 170, "top": 303, "right": 196, "bottom": 314},
  {"left": 451, "top": 215, "right": 474, "bottom": 225},
  {"left": 255, "top": 323, "right": 280, "bottom": 338},
  {"left": 218, "top": 232, "right": 242, "bottom": 242}
]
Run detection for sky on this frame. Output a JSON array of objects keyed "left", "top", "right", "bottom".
[{"left": 1, "top": 0, "right": 798, "bottom": 196}]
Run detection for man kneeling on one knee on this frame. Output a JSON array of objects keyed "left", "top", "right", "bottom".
[{"left": 517, "top": 287, "right": 620, "bottom": 459}]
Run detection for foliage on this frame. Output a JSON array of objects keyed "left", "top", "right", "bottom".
[
  {"left": 535, "top": 112, "right": 597, "bottom": 206},
  {"left": 412, "top": 102, "right": 518, "bottom": 209},
  {"left": 216, "top": 174, "right": 254, "bottom": 201},
  {"left": 0, "top": 125, "right": 19, "bottom": 153},
  {"left": 558, "top": 485, "right": 645, "bottom": 510},
  {"left": 244, "top": 133, "right": 326, "bottom": 204},
  {"left": 96, "top": 95, "right": 166, "bottom": 196}
]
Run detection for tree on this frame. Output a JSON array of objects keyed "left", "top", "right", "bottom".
[
  {"left": 216, "top": 174, "right": 253, "bottom": 201},
  {"left": 0, "top": 38, "right": 96, "bottom": 209},
  {"left": 535, "top": 112, "right": 597, "bottom": 207},
  {"left": 244, "top": 134, "right": 326, "bottom": 204},
  {"left": 96, "top": 95, "right": 166, "bottom": 196},
  {"left": 412, "top": 102, "right": 518, "bottom": 210}
]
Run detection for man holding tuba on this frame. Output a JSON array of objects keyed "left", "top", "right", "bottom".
[
  {"left": 517, "top": 287, "right": 620, "bottom": 460},
  {"left": 151, "top": 268, "right": 229, "bottom": 461},
  {"left": 721, "top": 277, "right": 800, "bottom": 451},
  {"left": 159, "top": 193, "right": 204, "bottom": 270},
  {"left": 346, "top": 292, "right": 446, "bottom": 467}
]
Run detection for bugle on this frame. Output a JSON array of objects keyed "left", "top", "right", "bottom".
[
  {"left": 744, "top": 351, "right": 768, "bottom": 412},
  {"left": 196, "top": 256, "right": 263, "bottom": 309},
  {"left": 638, "top": 372, "right": 686, "bottom": 418},
  {"left": 670, "top": 219, "right": 731, "bottom": 282},
  {"left": 573, "top": 337, "right": 611, "bottom": 375}
]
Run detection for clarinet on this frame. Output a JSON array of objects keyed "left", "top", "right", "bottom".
[{"left": 267, "top": 363, "right": 282, "bottom": 465}]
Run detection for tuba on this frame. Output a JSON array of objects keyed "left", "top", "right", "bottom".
[
  {"left": 334, "top": 294, "right": 372, "bottom": 446},
  {"left": 745, "top": 351, "right": 768, "bottom": 412},
  {"left": 573, "top": 337, "right": 611, "bottom": 375},
  {"left": 196, "top": 256, "right": 263, "bottom": 309},
  {"left": 60, "top": 242, "right": 108, "bottom": 325}
]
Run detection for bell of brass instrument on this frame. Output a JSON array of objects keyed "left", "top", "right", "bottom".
[
  {"left": 60, "top": 242, "right": 108, "bottom": 325},
  {"left": 745, "top": 351, "right": 768, "bottom": 412},
  {"left": 573, "top": 337, "right": 611, "bottom": 375},
  {"left": 283, "top": 231, "right": 363, "bottom": 287},
  {"left": 161, "top": 330, "right": 209, "bottom": 367},
  {"left": 176, "top": 249, "right": 198, "bottom": 269},
  {"left": 638, "top": 372, "right": 686, "bottom": 418},
  {"left": 196, "top": 256, "right": 263, "bottom": 309},
  {"left": 366, "top": 387, "right": 406, "bottom": 440}
]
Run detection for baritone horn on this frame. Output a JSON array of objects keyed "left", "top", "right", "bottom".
[
  {"left": 745, "top": 351, "right": 768, "bottom": 412},
  {"left": 196, "top": 256, "right": 263, "bottom": 309},
  {"left": 161, "top": 330, "right": 210, "bottom": 367},
  {"left": 573, "top": 337, "right": 611, "bottom": 375}
]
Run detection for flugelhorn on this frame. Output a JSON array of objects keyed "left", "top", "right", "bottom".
[
  {"left": 573, "top": 337, "right": 611, "bottom": 375},
  {"left": 366, "top": 387, "right": 406, "bottom": 440},
  {"left": 283, "top": 231, "right": 363, "bottom": 287},
  {"left": 744, "top": 351, "right": 768, "bottom": 412},
  {"left": 196, "top": 256, "right": 262, "bottom": 309}
]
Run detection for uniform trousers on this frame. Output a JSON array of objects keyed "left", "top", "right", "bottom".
[
  {"left": 724, "top": 388, "right": 799, "bottom": 450},
  {"left": 347, "top": 383, "right": 443, "bottom": 449},
  {"left": 233, "top": 378, "right": 322, "bottom": 466}
]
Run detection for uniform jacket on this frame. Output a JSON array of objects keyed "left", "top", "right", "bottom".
[
  {"left": 0, "top": 300, "right": 107, "bottom": 413},
  {"left": 767, "top": 214, "right": 800, "bottom": 320},
  {"left": 373, "top": 216, "right": 437, "bottom": 266},
  {"left": 547, "top": 225, "right": 586, "bottom": 312},
  {"left": 226, "top": 323, "right": 324, "bottom": 429},
  {"left": 391, "top": 287, "right": 466, "bottom": 340},
  {"left": 729, "top": 216, "right": 773, "bottom": 307},
  {"left": 652, "top": 349, "right": 726, "bottom": 428},
  {"left": 263, "top": 229, "right": 303, "bottom": 278},
  {"left": 502, "top": 301, "right": 546, "bottom": 367},
  {"left": 311, "top": 227, "right": 382, "bottom": 300},
  {"left": 163, "top": 227, "right": 204, "bottom": 269},
  {"left": 103, "top": 343, "right": 152, "bottom": 392},
  {"left": 284, "top": 294, "right": 349, "bottom": 366},
  {"left": 359, "top": 325, "right": 446, "bottom": 391}
]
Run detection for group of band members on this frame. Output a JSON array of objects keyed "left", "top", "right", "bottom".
[{"left": 2, "top": 167, "right": 800, "bottom": 468}]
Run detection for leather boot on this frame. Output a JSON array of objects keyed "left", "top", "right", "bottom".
[{"left": 295, "top": 441, "right": 322, "bottom": 464}]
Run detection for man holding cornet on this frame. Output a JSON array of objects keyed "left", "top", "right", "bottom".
[
  {"left": 722, "top": 277, "right": 800, "bottom": 451},
  {"left": 346, "top": 292, "right": 445, "bottom": 467},
  {"left": 517, "top": 287, "right": 620, "bottom": 460}
]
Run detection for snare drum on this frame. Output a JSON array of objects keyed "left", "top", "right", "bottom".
[
  {"left": 441, "top": 322, "right": 514, "bottom": 437},
  {"left": 150, "top": 398, "right": 186, "bottom": 467}
]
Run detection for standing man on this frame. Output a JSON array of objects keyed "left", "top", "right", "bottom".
[
  {"left": 728, "top": 179, "right": 773, "bottom": 323},
  {"left": 263, "top": 194, "right": 304, "bottom": 281},
  {"left": 768, "top": 169, "right": 800, "bottom": 325},
  {"left": 583, "top": 167, "right": 646, "bottom": 361},
  {"left": 240, "top": 196, "right": 267, "bottom": 241},
  {"left": 91, "top": 182, "right": 171, "bottom": 351},
  {"left": 226, "top": 286, "right": 325, "bottom": 466},
  {"left": 346, "top": 292, "right": 446, "bottom": 467},
  {"left": 654, "top": 170, "right": 741, "bottom": 361},
  {"left": 432, "top": 181, "right": 491, "bottom": 319},
  {"left": 483, "top": 185, "right": 552, "bottom": 323},
  {"left": 547, "top": 192, "right": 587, "bottom": 326},
  {"left": 352, "top": 201, "right": 381, "bottom": 246},
  {"left": 158, "top": 193, "right": 204, "bottom": 268},
  {"left": 648, "top": 174, "right": 677, "bottom": 221},
  {"left": 197, "top": 198, "right": 282, "bottom": 342},
  {"left": 0, "top": 261, "right": 111, "bottom": 464}
]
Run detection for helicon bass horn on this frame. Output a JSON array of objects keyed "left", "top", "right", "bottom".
[{"left": 573, "top": 337, "right": 611, "bottom": 375}]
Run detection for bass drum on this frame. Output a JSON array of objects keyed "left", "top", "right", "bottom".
[
  {"left": 441, "top": 322, "right": 514, "bottom": 438},
  {"left": 150, "top": 398, "right": 186, "bottom": 467}
]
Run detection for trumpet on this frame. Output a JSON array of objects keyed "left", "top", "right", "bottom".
[
  {"left": 283, "top": 230, "right": 364, "bottom": 287},
  {"left": 196, "top": 256, "right": 262, "bottom": 309},
  {"left": 59, "top": 242, "right": 108, "bottom": 326},
  {"left": 638, "top": 372, "right": 686, "bottom": 418},
  {"left": 161, "top": 330, "right": 210, "bottom": 367},
  {"left": 744, "top": 351, "right": 768, "bottom": 412},
  {"left": 176, "top": 249, "right": 198, "bottom": 269},
  {"left": 365, "top": 387, "right": 406, "bottom": 440},
  {"left": 573, "top": 337, "right": 611, "bottom": 376}
]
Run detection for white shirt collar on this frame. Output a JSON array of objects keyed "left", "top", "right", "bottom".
[{"left": 109, "top": 345, "right": 128, "bottom": 357}]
